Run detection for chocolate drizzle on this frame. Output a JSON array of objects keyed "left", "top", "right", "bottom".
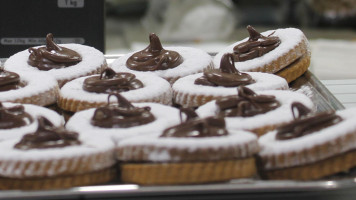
[
  {"left": 216, "top": 86, "right": 280, "bottom": 117},
  {"left": 233, "top": 25, "right": 281, "bottom": 62},
  {"left": 91, "top": 93, "right": 155, "bottom": 128},
  {"left": 160, "top": 107, "right": 228, "bottom": 138},
  {"left": 28, "top": 33, "right": 82, "bottom": 71},
  {"left": 195, "top": 53, "right": 255, "bottom": 87},
  {"left": 276, "top": 102, "right": 343, "bottom": 140},
  {"left": 14, "top": 116, "right": 81, "bottom": 150},
  {"left": 83, "top": 68, "right": 144, "bottom": 93},
  {"left": 0, "top": 103, "right": 33, "bottom": 129},
  {"left": 126, "top": 33, "right": 183, "bottom": 71},
  {"left": 0, "top": 69, "right": 22, "bottom": 92}
]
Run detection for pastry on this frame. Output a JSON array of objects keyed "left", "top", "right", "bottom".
[
  {"left": 0, "top": 116, "right": 116, "bottom": 190},
  {"left": 0, "top": 68, "right": 58, "bottom": 106},
  {"left": 258, "top": 103, "right": 356, "bottom": 180},
  {"left": 214, "top": 26, "right": 311, "bottom": 83},
  {"left": 0, "top": 102, "right": 63, "bottom": 141},
  {"left": 116, "top": 108, "right": 259, "bottom": 185},
  {"left": 111, "top": 33, "right": 213, "bottom": 84},
  {"left": 196, "top": 86, "right": 314, "bottom": 137},
  {"left": 66, "top": 93, "right": 180, "bottom": 143},
  {"left": 4, "top": 33, "right": 107, "bottom": 87},
  {"left": 173, "top": 53, "right": 288, "bottom": 107},
  {"left": 58, "top": 67, "right": 172, "bottom": 113}
]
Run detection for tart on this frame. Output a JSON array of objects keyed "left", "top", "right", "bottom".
[
  {"left": 0, "top": 68, "right": 58, "bottom": 106},
  {"left": 4, "top": 33, "right": 107, "bottom": 87},
  {"left": 111, "top": 33, "right": 213, "bottom": 84},
  {"left": 0, "top": 102, "right": 63, "bottom": 141},
  {"left": 214, "top": 26, "right": 311, "bottom": 83},
  {"left": 173, "top": 53, "right": 288, "bottom": 107},
  {"left": 258, "top": 103, "right": 356, "bottom": 180},
  {"left": 0, "top": 116, "right": 116, "bottom": 190},
  {"left": 58, "top": 67, "right": 172, "bottom": 113},
  {"left": 116, "top": 108, "right": 259, "bottom": 185},
  {"left": 66, "top": 93, "right": 180, "bottom": 143},
  {"left": 196, "top": 86, "right": 314, "bottom": 137}
]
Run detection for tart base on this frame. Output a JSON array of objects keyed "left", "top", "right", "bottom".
[
  {"left": 0, "top": 167, "right": 116, "bottom": 190},
  {"left": 260, "top": 149, "right": 356, "bottom": 180},
  {"left": 120, "top": 158, "right": 256, "bottom": 185},
  {"left": 275, "top": 54, "right": 311, "bottom": 83}
]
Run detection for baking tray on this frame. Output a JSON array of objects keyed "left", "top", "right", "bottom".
[{"left": 0, "top": 55, "right": 354, "bottom": 200}]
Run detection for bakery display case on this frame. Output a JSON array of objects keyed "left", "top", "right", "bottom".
[{"left": 1, "top": 0, "right": 356, "bottom": 199}]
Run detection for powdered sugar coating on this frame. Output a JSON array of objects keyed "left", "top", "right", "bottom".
[
  {"left": 213, "top": 28, "right": 306, "bottom": 71},
  {"left": 258, "top": 108, "right": 356, "bottom": 169},
  {"left": 173, "top": 72, "right": 288, "bottom": 98},
  {"left": 66, "top": 103, "right": 181, "bottom": 143},
  {"left": 117, "top": 130, "right": 258, "bottom": 162},
  {"left": 0, "top": 134, "right": 115, "bottom": 178},
  {"left": 196, "top": 90, "right": 314, "bottom": 131},
  {"left": 60, "top": 72, "right": 173, "bottom": 105},
  {"left": 4, "top": 44, "right": 106, "bottom": 84},
  {"left": 0, "top": 71, "right": 58, "bottom": 105},
  {"left": 0, "top": 102, "right": 64, "bottom": 141},
  {"left": 111, "top": 47, "right": 212, "bottom": 82}
]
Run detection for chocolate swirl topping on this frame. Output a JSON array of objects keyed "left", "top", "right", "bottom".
[
  {"left": 233, "top": 25, "right": 281, "bottom": 62},
  {"left": 28, "top": 33, "right": 82, "bottom": 71},
  {"left": 0, "top": 69, "right": 22, "bottom": 92},
  {"left": 195, "top": 53, "right": 255, "bottom": 87},
  {"left": 160, "top": 107, "right": 228, "bottom": 138},
  {"left": 14, "top": 116, "right": 81, "bottom": 150},
  {"left": 126, "top": 33, "right": 183, "bottom": 71},
  {"left": 0, "top": 103, "right": 33, "bottom": 129},
  {"left": 276, "top": 102, "right": 343, "bottom": 140},
  {"left": 91, "top": 93, "right": 155, "bottom": 128},
  {"left": 83, "top": 68, "right": 144, "bottom": 93},
  {"left": 216, "top": 86, "right": 280, "bottom": 117}
]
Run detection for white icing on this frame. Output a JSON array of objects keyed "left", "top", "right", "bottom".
[
  {"left": 60, "top": 72, "right": 173, "bottom": 105},
  {"left": 117, "top": 129, "right": 258, "bottom": 162},
  {"left": 0, "top": 102, "right": 64, "bottom": 141},
  {"left": 4, "top": 44, "right": 105, "bottom": 83},
  {"left": 111, "top": 47, "right": 212, "bottom": 80},
  {"left": 66, "top": 103, "right": 181, "bottom": 144},
  {"left": 0, "top": 71, "right": 58, "bottom": 105},
  {"left": 213, "top": 28, "right": 306, "bottom": 71},
  {"left": 196, "top": 90, "right": 314, "bottom": 131},
  {"left": 0, "top": 134, "right": 115, "bottom": 177},
  {"left": 258, "top": 107, "right": 356, "bottom": 169},
  {"left": 172, "top": 72, "right": 288, "bottom": 98}
]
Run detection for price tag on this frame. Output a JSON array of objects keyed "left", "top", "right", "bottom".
[{"left": 57, "top": 0, "right": 84, "bottom": 8}]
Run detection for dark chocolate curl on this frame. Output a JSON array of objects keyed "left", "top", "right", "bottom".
[
  {"left": 216, "top": 86, "right": 280, "bottom": 117},
  {"left": 91, "top": 93, "right": 155, "bottom": 128},
  {"left": 83, "top": 68, "right": 144, "bottom": 93},
  {"left": 0, "top": 69, "right": 22, "bottom": 92},
  {"left": 14, "top": 116, "right": 81, "bottom": 150},
  {"left": 233, "top": 26, "right": 281, "bottom": 62},
  {"left": 126, "top": 33, "right": 183, "bottom": 71},
  {"left": 195, "top": 53, "right": 255, "bottom": 87},
  {"left": 160, "top": 108, "right": 228, "bottom": 138},
  {"left": 0, "top": 103, "right": 33, "bottom": 129},
  {"left": 28, "top": 33, "right": 82, "bottom": 71},
  {"left": 276, "top": 102, "right": 342, "bottom": 140}
]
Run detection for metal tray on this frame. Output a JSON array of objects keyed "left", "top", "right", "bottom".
[{"left": 0, "top": 56, "right": 354, "bottom": 200}]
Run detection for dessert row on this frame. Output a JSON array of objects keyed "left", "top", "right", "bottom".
[{"left": 1, "top": 26, "right": 352, "bottom": 190}]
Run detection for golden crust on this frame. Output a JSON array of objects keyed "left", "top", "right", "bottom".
[
  {"left": 261, "top": 149, "right": 356, "bottom": 180},
  {"left": 275, "top": 54, "right": 311, "bottom": 83},
  {"left": 0, "top": 167, "right": 116, "bottom": 190},
  {"left": 12, "top": 85, "right": 59, "bottom": 107},
  {"left": 120, "top": 158, "right": 256, "bottom": 185}
]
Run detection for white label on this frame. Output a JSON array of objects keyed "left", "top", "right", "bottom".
[
  {"left": 1, "top": 37, "right": 85, "bottom": 45},
  {"left": 57, "top": 0, "right": 84, "bottom": 8}
]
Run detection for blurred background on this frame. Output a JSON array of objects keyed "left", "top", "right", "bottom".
[{"left": 105, "top": 0, "right": 356, "bottom": 80}]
